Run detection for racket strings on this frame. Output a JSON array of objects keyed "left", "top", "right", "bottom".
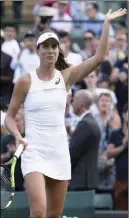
[
  {"left": 0, "top": 166, "right": 12, "bottom": 192},
  {"left": 0, "top": 166, "right": 14, "bottom": 209}
]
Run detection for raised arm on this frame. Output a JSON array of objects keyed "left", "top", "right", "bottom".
[
  {"left": 63, "top": 8, "right": 127, "bottom": 86},
  {"left": 5, "top": 75, "right": 30, "bottom": 146}
]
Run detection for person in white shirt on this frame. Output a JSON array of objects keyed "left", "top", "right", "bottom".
[
  {"left": 2, "top": 24, "right": 20, "bottom": 59},
  {"left": 50, "top": 0, "right": 73, "bottom": 33},
  {"left": 11, "top": 31, "right": 40, "bottom": 84},
  {"left": 58, "top": 31, "right": 83, "bottom": 66}
]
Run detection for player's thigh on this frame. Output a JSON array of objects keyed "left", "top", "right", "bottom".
[
  {"left": 46, "top": 177, "right": 68, "bottom": 217},
  {"left": 24, "top": 172, "right": 47, "bottom": 216}
]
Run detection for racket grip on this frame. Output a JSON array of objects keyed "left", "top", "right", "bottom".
[{"left": 14, "top": 144, "right": 24, "bottom": 158}]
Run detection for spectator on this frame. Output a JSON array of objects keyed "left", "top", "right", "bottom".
[
  {"left": 2, "top": 24, "right": 20, "bottom": 59},
  {"left": 33, "top": 6, "right": 56, "bottom": 38},
  {"left": 81, "top": 30, "right": 97, "bottom": 60},
  {"left": 82, "top": 2, "right": 115, "bottom": 37},
  {"left": 69, "top": 90, "right": 100, "bottom": 191},
  {"left": 58, "top": 31, "right": 82, "bottom": 66},
  {"left": 1, "top": 108, "right": 25, "bottom": 191},
  {"left": 0, "top": 29, "right": 14, "bottom": 106},
  {"left": 94, "top": 93, "right": 116, "bottom": 190},
  {"left": 1, "top": 107, "right": 25, "bottom": 159},
  {"left": 115, "top": 32, "right": 128, "bottom": 60},
  {"left": 107, "top": 32, "right": 128, "bottom": 66},
  {"left": 97, "top": 74, "right": 111, "bottom": 89},
  {"left": 84, "top": 69, "right": 118, "bottom": 111},
  {"left": 12, "top": 31, "right": 40, "bottom": 84},
  {"left": 107, "top": 104, "right": 128, "bottom": 210},
  {"left": 50, "top": 1, "right": 73, "bottom": 33}
]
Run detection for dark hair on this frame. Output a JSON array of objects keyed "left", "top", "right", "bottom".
[
  {"left": 87, "top": 2, "right": 99, "bottom": 11},
  {"left": 123, "top": 103, "right": 128, "bottom": 114},
  {"left": 5, "top": 23, "right": 18, "bottom": 31},
  {"left": 57, "top": 31, "right": 70, "bottom": 40},
  {"left": 84, "top": 29, "right": 96, "bottom": 37},
  {"left": 37, "top": 28, "right": 70, "bottom": 71}
]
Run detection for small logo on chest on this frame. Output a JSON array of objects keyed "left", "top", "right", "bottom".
[{"left": 55, "top": 78, "right": 60, "bottom": 84}]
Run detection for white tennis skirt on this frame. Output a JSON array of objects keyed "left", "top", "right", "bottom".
[{"left": 21, "top": 143, "right": 71, "bottom": 180}]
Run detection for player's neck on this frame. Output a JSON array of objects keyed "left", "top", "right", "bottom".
[{"left": 37, "top": 64, "right": 55, "bottom": 80}]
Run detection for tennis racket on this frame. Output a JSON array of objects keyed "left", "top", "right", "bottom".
[{"left": 0, "top": 144, "right": 24, "bottom": 210}]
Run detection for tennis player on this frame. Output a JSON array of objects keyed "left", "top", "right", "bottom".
[{"left": 5, "top": 8, "right": 126, "bottom": 218}]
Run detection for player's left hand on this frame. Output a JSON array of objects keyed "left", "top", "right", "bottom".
[{"left": 105, "top": 8, "right": 127, "bottom": 22}]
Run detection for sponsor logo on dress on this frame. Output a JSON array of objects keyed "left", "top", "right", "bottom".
[{"left": 55, "top": 78, "right": 60, "bottom": 84}]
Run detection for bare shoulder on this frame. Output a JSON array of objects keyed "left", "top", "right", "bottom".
[{"left": 15, "top": 73, "right": 31, "bottom": 95}]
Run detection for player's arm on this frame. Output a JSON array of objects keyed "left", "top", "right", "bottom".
[
  {"left": 62, "top": 8, "right": 127, "bottom": 87},
  {"left": 5, "top": 75, "right": 30, "bottom": 140}
]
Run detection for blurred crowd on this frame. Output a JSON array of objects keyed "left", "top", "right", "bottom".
[{"left": 0, "top": 0, "right": 128, "bottom": 211}]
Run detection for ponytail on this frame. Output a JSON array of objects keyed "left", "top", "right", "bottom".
[{"left": 55, "top": 48, "right": 71, "bottom": 71}]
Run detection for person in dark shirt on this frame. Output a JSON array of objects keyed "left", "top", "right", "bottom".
[
  {"left": 69, "top": 90, "right": 100, "bottom": 191},
  {"left": 107, "top": 104, "right": 128, "bottom": 210},
  {"left": 0, "top": 30, "right": 14, "bottom": 106},
  {"left": 1, "top": 108, "right": 25, "bottom": 191}
]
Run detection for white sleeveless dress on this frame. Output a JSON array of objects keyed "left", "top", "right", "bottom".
[{"left": 21, "top": 69, "right": 71, "bottom": 180}]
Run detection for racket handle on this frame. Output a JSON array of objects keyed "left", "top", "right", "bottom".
[{"left": 14, "top": 144, "right": 24, "bottom": 158}]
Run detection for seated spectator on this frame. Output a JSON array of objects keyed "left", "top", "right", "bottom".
[
  {"left": 1, "top": 24, "right": 20, "bottom": 59},
  {"left": 81, "top": 2, "right": 115, "bottom": 37},
  {"left": 107, "top": 104, "right": 128, "bottom": 210},
  {"left": 50, "top": 1, "right": 73, "bottom": 33},
  {"left": 0, "top": 30, "right": 14, "bottom": 106},
  {"left": 58, "top": 31, "right": 82, "bottom": 66},
  {"left": 115, "top": 31, "right": 128, "bottom": 61},
  {"left": 11, "top": 31, "right": 40, "bottom": 84},
  {"left": 69, "top": 90, "right": 100, "bottom": 191},
  {"left": 1, "top": 107, "right": 25, "bottom": 191},
  {"left": 81, "top": 30, "right": 97, "bottom": 60},
  {"left": 97, "top": 74, "right": 111, "bottom": 89},
  {"left": 33, "top": 5, "right": 56, "bottom": 38},
  {"left": 93, "top": 93, "right": 116, "bottom": 190}
]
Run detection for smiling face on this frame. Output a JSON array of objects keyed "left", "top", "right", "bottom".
[{"left": 38, "top": 38, "right": 59, "bottom": 65}]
